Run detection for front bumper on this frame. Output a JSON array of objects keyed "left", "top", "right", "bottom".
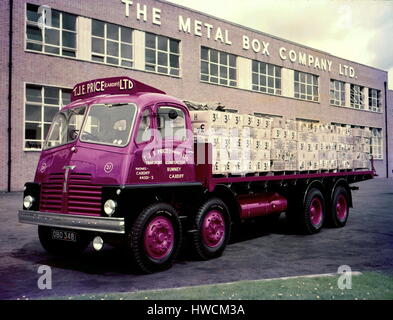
[{"left": 18, "top": 210, "right": 125, "bottom": 234}]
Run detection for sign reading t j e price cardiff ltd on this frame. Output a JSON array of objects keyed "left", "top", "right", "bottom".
[{"left": 71, "top": 77, "right": 165, "bottom": 102}]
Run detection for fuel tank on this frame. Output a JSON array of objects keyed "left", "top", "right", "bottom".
[{"left": 236, "top": 192, "right": 288, "bottom": 219}]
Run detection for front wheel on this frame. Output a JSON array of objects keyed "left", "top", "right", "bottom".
[
  {"left": 126, "top": 203, "right": 182, "bottom": 273},
  {"left": 190, "top": 198, "right": 231, "bottom": 260},
  {"left": 38, "top": 226, "right": 90, "bottom": 256}
]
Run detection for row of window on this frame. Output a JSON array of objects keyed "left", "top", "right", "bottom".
[
  {"left": 25, "top": 4, "right": 383, "bottom": 110},
  {"left": 330, "top": 80, "right": 381, "bottom": 112},
  {"left": 26, "top": 4, "right": 180, "bottom": 77},
  {"left": 26, "top": 4, "right": 77, "bottom": 57}
]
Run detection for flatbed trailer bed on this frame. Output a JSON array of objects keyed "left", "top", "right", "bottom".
[{"left": 195, "top": 143, "right": 375, "bottom": 192}]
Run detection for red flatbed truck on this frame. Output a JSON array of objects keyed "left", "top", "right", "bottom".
[{"left": 18, "top": 76, "right": 376, "bottom": 273}]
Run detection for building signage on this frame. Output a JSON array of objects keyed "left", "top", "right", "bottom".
[
  {"left": 71, "top": 76, "right": 164, "bottom": 101},
  {"left": 121, "top": 0, "right": 356, "bottom": 78},
  {"left": 72, "top": 77, "right": 134, "bottom": 100}
]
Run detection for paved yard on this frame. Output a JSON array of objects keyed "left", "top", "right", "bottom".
[{"left": 0, "top": 178, "right": 392, "bottom": 299}]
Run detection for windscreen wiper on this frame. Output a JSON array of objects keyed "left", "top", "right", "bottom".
[{"left": 106, "top": 103, "right": 128, "bottom": 108}]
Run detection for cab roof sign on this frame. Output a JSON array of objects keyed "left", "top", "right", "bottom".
[{"left": 71, "top": 76, "right": 166, "bottom": 102}]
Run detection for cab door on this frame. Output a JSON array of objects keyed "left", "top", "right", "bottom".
[
  {"left": 129, "top": 103, "right": 195, "bottom": 184},
  {"left": 153, "top": 104, "right": 195, "bottom": 183},
  {"left": 128, "top": 106, "right": 156, "bottom": 183}
]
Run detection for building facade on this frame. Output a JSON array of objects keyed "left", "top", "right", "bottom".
[{"left": 0, "top": 0, "right": 391, "bottom": 191}]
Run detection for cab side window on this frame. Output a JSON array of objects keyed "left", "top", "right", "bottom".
[
  {"left": 157, "top": 106, "right": 186, "bottom": 141},
  {"left": 136, "top": 109, "right": 152, "bottom": 143}
]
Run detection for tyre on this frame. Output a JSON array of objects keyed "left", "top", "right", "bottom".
[
  {"left": 126, "top": 203, "right": 182, "bottom": 273},
  {"left": 38, "top": 226, "right": 90, "bottom": 256},
  {"left": 328, "top": 186, "right": 349, "bottom": 228},
  {"left": 287, "top": 188, "right": 325, "bottom": 234},
  {"left": 190, "top": 198, "right": 231, "bottom": 260},
  {"left": 301, "top": 188, "right": 325, "bottom": 234}
]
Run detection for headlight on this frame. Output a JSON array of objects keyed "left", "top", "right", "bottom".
[
  {"left": 104, "top": 199, "right": 117, "bottom": 216},
  {"left": 23, "top": 195, "right": 34, "bottom": 209}
]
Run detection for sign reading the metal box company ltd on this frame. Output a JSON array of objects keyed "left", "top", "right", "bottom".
[{"left": 120, "top": 0, "right": 357, "bottom": 78}]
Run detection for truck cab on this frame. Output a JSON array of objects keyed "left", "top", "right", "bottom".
[
  {"left": 37, "top": 77, "right": 195, "bottom": 191},
  {"left": 20, "top": 77, "right": 203, "bottom": 272}
]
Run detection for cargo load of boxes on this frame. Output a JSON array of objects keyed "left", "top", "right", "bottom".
[{"left": 190, "top": 110, "right": 371, "bottom": 175}]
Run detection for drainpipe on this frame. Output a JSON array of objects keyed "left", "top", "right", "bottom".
[
  {"left": 7, "top": 0, "right": 13, "bottom": 192},
  {"left": 384, "top": 81, "right": 389, "bottom": 178}
]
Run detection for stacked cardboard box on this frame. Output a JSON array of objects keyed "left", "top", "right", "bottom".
[
  {"left": 316, "top": 123, "right": 337, "bottom": 170},
  {"left": 352, "top": 128, "right": 371, "bottom": 169},
  {"left": 270, "top": 119, "right": 298, "bottom": 171},
  {"left": 190, "top": 110, "right": 370, "bottom": 175},
  {"left": 334, "top": 125, "right": 354, "bottom": 169},
  {"left": 251, "top": 116, "right": 272, "bottom": 173},
  {"left": 296, "top": 121, "right": 319, "bottom": 171}
]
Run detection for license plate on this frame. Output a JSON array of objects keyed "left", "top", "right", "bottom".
[{"left": 51, "top": 229, "right": 77, "bottom": 242}]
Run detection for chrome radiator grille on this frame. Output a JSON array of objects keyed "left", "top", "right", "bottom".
[{"left": 40, "top": 172, "right": 102, "bottom": 216}]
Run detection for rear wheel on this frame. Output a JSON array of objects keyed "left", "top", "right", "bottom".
[
  {"left": 190, "top": 198, "right": 231, "bottom": 260},
  {"left": 287, "top": 188, "right": 325, "bottom": 234},
  {"left": 38, "top": 226, "right": 90, "bottom": 256},
  {"left": 328, "top": 186, "right": 349, "bottom": 228},
  {"left": 302, "top": 188, "right": 325, "bottom": 234},
  {"left": 126, "top": 203, "right": 182, "bottom": 273}
]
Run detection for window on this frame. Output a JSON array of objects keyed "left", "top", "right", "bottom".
[
  {"left": 252, "top": 61, "right": 281, "bottom": 95},
  {"left": 294, "top": 71, "right": 319, "bottom": 102},
  {"left": 369, "top": 88, "right": 381, "bottom": 112},
  {"left": 200, "top": 47, "right": 237, "bottom": 87},
  {"left": 91, "top": 20, "right": 133, "bottom": 68},
  {"left": 136, "top": 109, "right": 152, "bottom": 143},
  {"left": 44, "top": 106, "right": 86, "bottom": 150},
  {"left": 157, "top": 107, "right": 186, "bottom": 141},
  {"left": 26, "top": 3, "right": 77, "bottom": 57},
  {"left": 350, "top": 84, "right": 364, "bottom": 109},
  {"left": 330, "top": 80, "right": 345, "bottom": 106},
  {"left": 81, "top": 104, "right": 137, "bottom": 147},
  {"left": 370, "top": 128, "right": 383, "bottom": 159},
  {"left": 145, "top": 33, "right": 180, "bottom": 76},
  {"left": 25, "top": 84, "right": 71, "bottom": 150}
]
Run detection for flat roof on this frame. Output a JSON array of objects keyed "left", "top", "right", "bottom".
[{"left": 161, "top": 0, "right": 387, "bottom": 74}]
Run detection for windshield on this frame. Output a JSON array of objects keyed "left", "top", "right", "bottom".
[
  {"left": 80, "top": 103, "right": 137, "bottom": 147},
  {"left": 43, "top": 106, "right": 86, "bottom": 150}
]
